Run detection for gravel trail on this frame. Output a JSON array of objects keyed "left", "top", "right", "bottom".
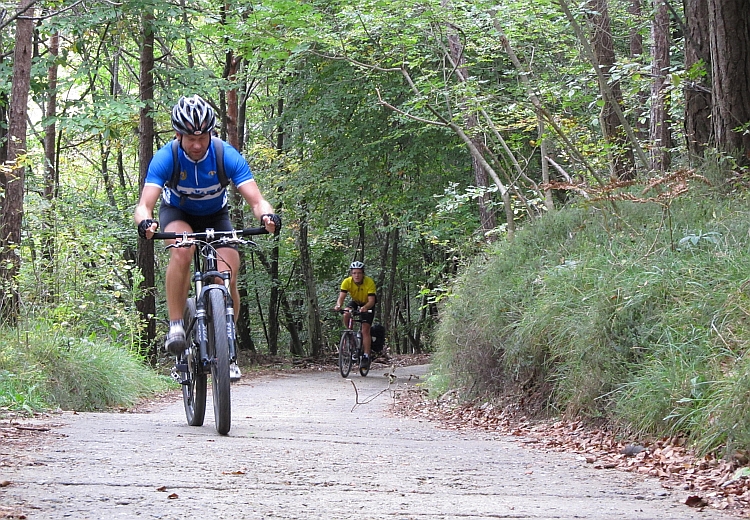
[{"left": 0, "top": 363, "right": 729, "bottom": 519}]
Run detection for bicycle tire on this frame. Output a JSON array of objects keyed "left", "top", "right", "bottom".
[
  {"left": 182, "top": 297, "right": 207, "bottom": 426},
  {"left": 338, "top": 332, "right": 353, "bottom": 378},
  {"left": 208, "top": 289, "right": 231, "bottom": 435}
]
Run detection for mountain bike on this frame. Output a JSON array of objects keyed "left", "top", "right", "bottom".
[
  {"left": 153, "top": 227, "right": 268, "bottom": 435},
  {"left": 336, "top": 309, "right": 372, "bottom": 378}
]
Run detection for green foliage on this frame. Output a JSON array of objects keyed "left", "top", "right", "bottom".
[
  {"left": 0, "top": 325, "right": 168, "bottom": 413},
  {"left": 433, "top": 192, "right": 750, "bottom": 455},
  {"left": 21, "top": 190, "right": 144, "bottom": 354}
]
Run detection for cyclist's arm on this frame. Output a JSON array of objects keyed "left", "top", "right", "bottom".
[
  {"left": 334, "top": 290, "right": 347, "bottom": 311},
  {"left": 360, "top": 294, "right": 376, "bottom": 312},
  {"left": 236, "top": 180, "right": 276, "bottom": 232},
  {"left": 134, "top": 185, "right": 162, "bottom": 239}
]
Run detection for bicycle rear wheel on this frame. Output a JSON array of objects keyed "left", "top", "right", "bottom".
[
  {"left": 182, "top": 297, "right": 207, "bottom": 426},
  {"left": 207, "top": 289, "right": 231, "bottom": 435},
  {"left": 338, "top": 333, "right": 354, "bottom": 378}
]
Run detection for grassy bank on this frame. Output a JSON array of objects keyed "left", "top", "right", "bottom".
[
  {"left": 0, "top": 325, "right": 169, "bottom": 413},
  {"left": 432, "top": 191, "right": 750, "bottom": 456}
]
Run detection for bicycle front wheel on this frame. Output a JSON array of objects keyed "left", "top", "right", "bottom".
[
  {"left": 338, "top": 333, "right": 354, "bottom": 378},
  {"left": 182, "top": 297, "right": 207, "bottom": 426},
  {"left": 207, "top": 289, "right": 231, "bottom": 435}
]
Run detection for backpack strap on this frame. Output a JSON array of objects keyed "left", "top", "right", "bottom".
[
  {"left": 211, "top": 136, "right": 229, "bottom": 188},
  {"left": 167, "top": 136, "right": 229, "bottom": 189},
  {"left": 168, "top": 139, "right": 180, "bottom": 189}
]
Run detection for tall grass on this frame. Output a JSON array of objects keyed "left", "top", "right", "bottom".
[
  {"left": 0, "top": 324, "right": 169, "bottom": 413},
  {"left": 433, "top": 192, "right": 750, "bottom": 455}
]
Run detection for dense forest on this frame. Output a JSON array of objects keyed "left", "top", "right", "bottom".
[{"left": 2, "top": 0, "right": 750, "bottom": 452}]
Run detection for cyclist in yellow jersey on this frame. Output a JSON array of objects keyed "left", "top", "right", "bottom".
[{"left": 334, "top": 261, "right": 377, "bottom": 369}]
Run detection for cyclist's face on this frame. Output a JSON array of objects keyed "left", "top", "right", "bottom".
[
  {"left": 178, "top": 133, "right": 211, "bottom": 161},
  {"left": 350, "top": 269, "right": 364, "bottom": 282}
]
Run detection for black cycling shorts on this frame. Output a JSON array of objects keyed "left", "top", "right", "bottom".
[
  {"left": 158, "top": 205, "right": 237, "bottom": 250},
  {"left": 346, "top": 303, "right": 375, "bottom": 324}
]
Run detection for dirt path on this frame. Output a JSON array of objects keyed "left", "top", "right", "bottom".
[{"left": 0, "top": 363, "right": 731, "bottom": 519}]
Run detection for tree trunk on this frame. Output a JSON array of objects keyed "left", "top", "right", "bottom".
[
  {"left": 252, "top": 248, "right": 302, "bottom": 356},
  {"left": 265, "top": 96, "right": 285, "bottom": 356},
  {"left": 628, "top": 0, "right": 650, "bottom": 139},
  {"left": 137, "top": 9, "right": 157, "bottom": 362},
  {"left": 650, "top": 0, "right": 673, "bottom": 173},
  {"left": 297, "top": 204, "right": 324, "bottom": 357},
  {"left": 443, "top": 6, "right": 496, "bottom": 234},
  {"left": 683, "top": 0, "right": 712, "bottom": 160},
  {"left": 42, "top": 31, "right": 59, "bottom": 276},
  {"left": 44, "top": 32, "right": 58, "bottom": 203},
  {"left": 708, "top": 0, "right": 750, "bottom": 165},
  {"left": 539, "top": 114, "right": 555, "bottom": 211},
  {"left": 0, "top": 0, "right": 34, "bottom": 325},
  {"left": 385, "top": 227, "right": 398, "bottom": 351},
  {"left": 268, "top": 239, "right": 280, "bottom": 355},
  {"left": 376, "top": 215, "right": 390, "bottom": 314},
  {"left": 0, "top": 94, "right": 7, "bottom": 169},
  {"left": 587, "top": 0, "right": 636, "bottom": 179}
]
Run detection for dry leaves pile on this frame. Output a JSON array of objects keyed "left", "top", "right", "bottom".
[{"left": 392, "top": 387, "right": 750, "bottom": 518}]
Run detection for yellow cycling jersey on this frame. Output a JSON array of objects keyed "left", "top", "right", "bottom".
[{"left": 340, "top": 275, "right": 377, "bottom": 306}]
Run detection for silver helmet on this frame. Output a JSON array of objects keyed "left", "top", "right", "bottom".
[{"left": 171, "top": 95, "right": 216, "bottom": 135}]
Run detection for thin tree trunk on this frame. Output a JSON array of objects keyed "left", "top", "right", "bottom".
[
  {"left": 137, "top": 8, "right": 157, "bottom": 362},
  {"left": 539, "top": 114, "right": 555, "bottom": 211},
  {"left": 650, "top": 0, "right": 673, "bottom": 173},
  {"left": 42, "top": 31, "right": 59, "bottom": 276},
  {"left": 0, "top": 0, "right": 34, "bottom": 325},
  {"left": 297, "top": 204, "right": 324, "bottom": 357},
  {"left": 588, "top": 0, "right": 636, "bottom": 179},
  {"left": 265, "top": 96, "right": 285, "bottom": 356},
  {"left": 385, "top": 227, "right": 398, "bottom": 350},
  {"left": 442, "top": 2, "right": 496, "bottom": 234},
  {"left": 552, "top": 1, "right": 650, "bottom": 173},
  {"left": 252, "top": 248, "right": 302, "bottom": 356},
  {"left": 376, "top": 215, "right": 390, "bottom": 313},
  {"left": 683, "top": 0, "right": 712, "bottom": 160},
  {"left": 629, "top": 0, "right": 650, "bottom": 139}
]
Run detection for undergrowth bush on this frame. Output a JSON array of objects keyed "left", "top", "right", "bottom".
[
  {"left": 0, "top": 325, "right": 169, "bottom": 413},
  {"left": 433, "top": 191, "right": 750, "bottom": 455}
]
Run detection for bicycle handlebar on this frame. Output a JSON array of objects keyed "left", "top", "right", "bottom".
[
  {"left": 335, "top": 308, "right": 372, "bottom": 315},
  {"left": 152, "top": 227, "right": 269, "bottom": 241}
]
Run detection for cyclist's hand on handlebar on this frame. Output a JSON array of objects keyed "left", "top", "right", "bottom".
[
  {"left": 334, "top": 305, "right": 341, "bottom": 312},
  {"left": 261, "top": 213, "right": 282, "bottom": 236},
  {"left": 138, "top": 219, "right": 159, "bottom": 239}
]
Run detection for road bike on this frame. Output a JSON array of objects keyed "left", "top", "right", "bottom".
[
  {"left": 336, "top": 309, "right": 372, "bottom": 378},
  {"left": 153, "top": 227, "right": 267, "bottom": 435}
]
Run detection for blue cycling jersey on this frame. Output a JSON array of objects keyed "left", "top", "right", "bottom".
[{"left": 144, "top": 139, "right": 255, "bottom": 216}]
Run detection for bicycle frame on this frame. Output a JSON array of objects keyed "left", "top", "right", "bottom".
[
  {"left": 188, "top": 241, "right": 236, "bottom": 371},
  {"left": 153, "top": 227, "right": 268, "bottom": 434},
  {"left": 337, "top": 309, "right": 370, "bottom": 377},
  {"left": 155, "top": 228, "right": 264, "bottom": 370}
]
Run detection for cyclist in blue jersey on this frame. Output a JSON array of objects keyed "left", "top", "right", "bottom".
[{"left": 134, "top": 95, "right": 280, "bottom": 380}]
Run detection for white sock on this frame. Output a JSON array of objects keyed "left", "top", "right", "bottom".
[{"left": 169, "top": 319, "right": 184, "bottom": 333}]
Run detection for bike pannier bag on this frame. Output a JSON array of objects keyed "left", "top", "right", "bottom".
[{"left": 371, "top": 323, "right": 386, "bottom": 352}]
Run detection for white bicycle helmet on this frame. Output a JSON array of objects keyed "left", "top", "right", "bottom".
[
  {"left": 349, "top": 261, "right": 365, "bottom": 270},
  {"left": 171, "top": 95, "right": 216, "bottom": 135}
]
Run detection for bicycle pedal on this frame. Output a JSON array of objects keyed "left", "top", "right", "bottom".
[{"left": 170, "top": 367, "right": 183, "bottom": 384}]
